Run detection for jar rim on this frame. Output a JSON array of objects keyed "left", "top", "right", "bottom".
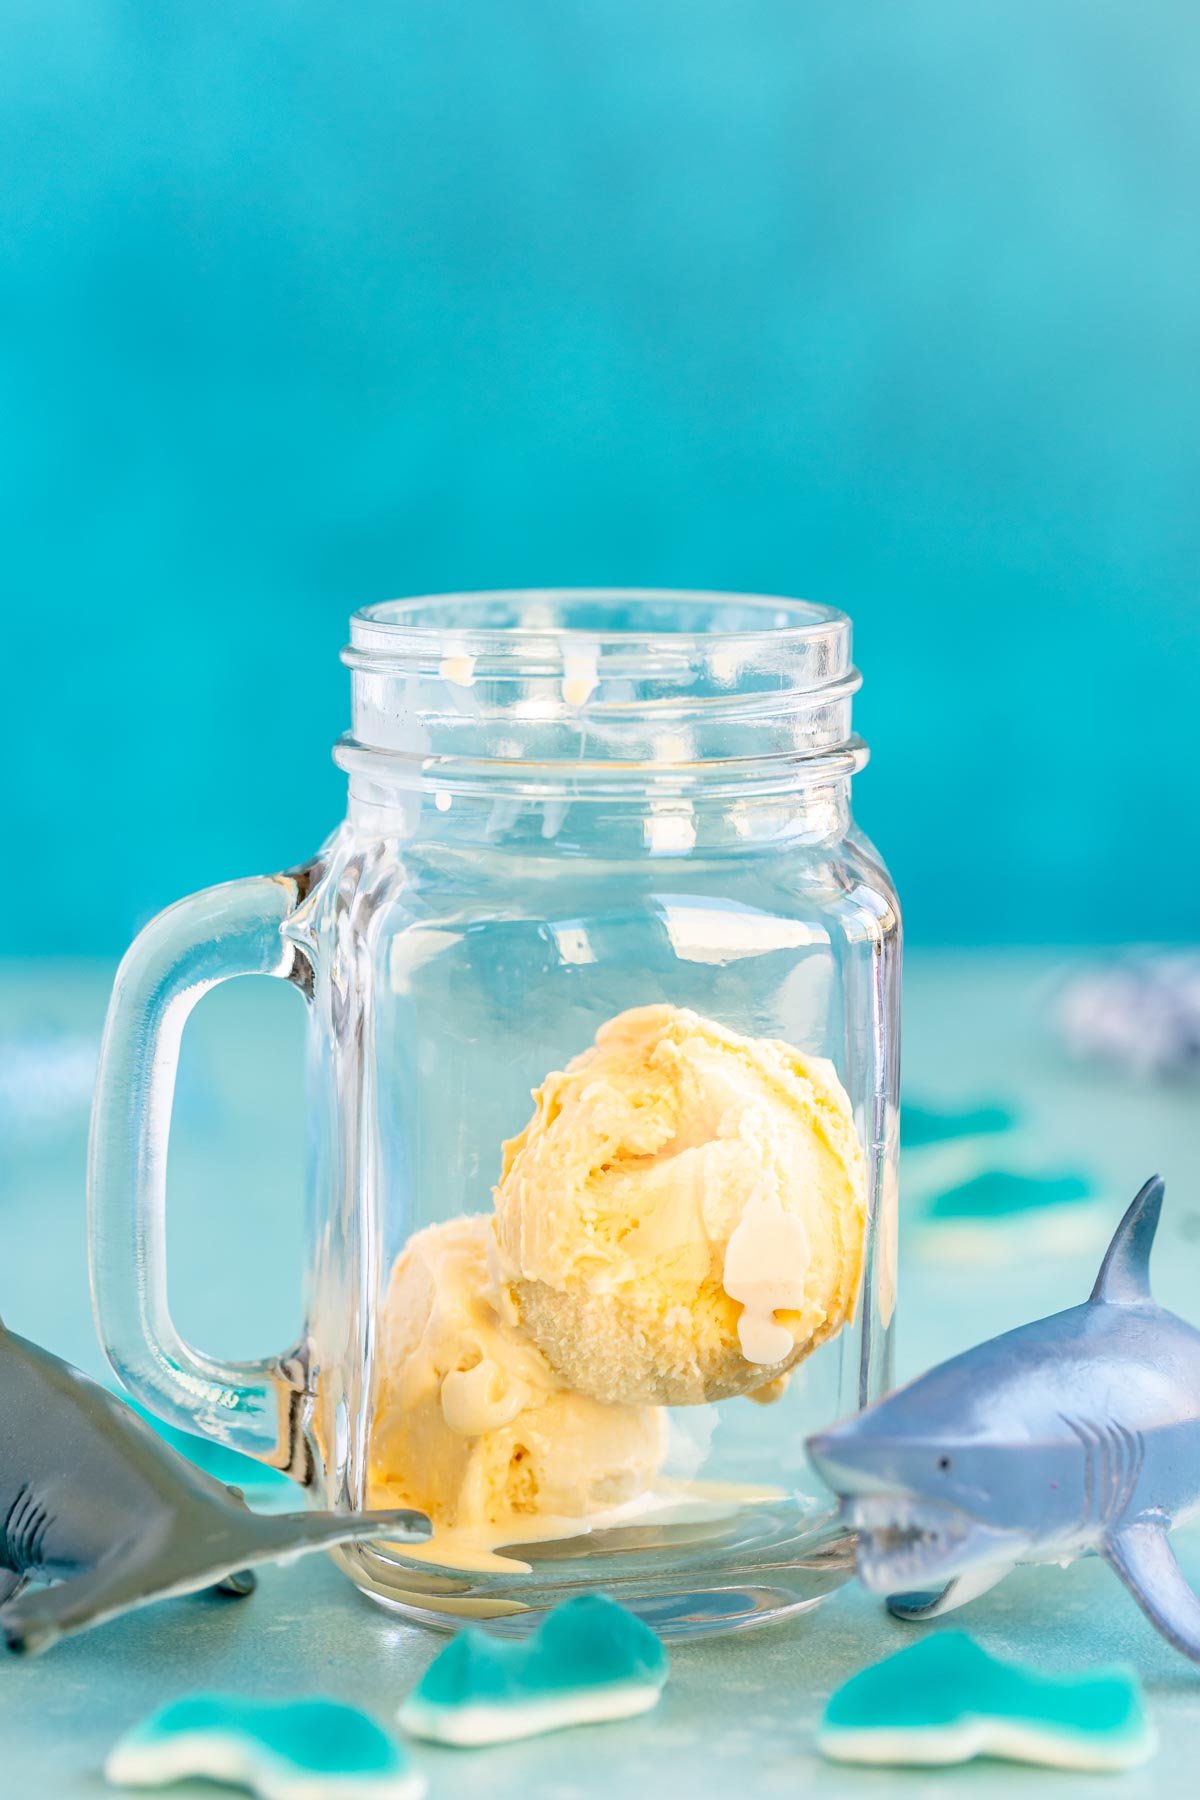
[
  {"left": 340, "top": 588, "right": 863, "bottom": 797},
  {"left": 347, "top": 588, "right": 849, "bottom": 673}
]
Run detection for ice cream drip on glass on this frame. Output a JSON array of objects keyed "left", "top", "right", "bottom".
[{"left": 368, "top": 1004, "right": 867, "bottom": 1571}]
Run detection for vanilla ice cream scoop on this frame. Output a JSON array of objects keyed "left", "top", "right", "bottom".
[
  {"left": 368, "top": 1216, "right": 664, "bottom": 1537},
  {"left": 490, "top": 1004, "right": 867, "bottom": 1406}
]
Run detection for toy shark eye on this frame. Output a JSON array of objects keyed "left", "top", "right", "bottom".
[{"left": 937, "top": 1456, "right": 952, "bottom": 1471}]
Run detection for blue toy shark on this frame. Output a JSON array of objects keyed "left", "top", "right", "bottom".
[{"left": 808, "top": 1177, "right": 1200, "bottom": 1660}]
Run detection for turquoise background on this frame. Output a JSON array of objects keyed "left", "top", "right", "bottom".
[{"left": 4, "top": 1, "right": 1199, "bottom": 952}]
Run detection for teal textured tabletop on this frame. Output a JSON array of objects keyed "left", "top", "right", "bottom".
[{"left": 3, "top": 951, "right": 1200, "bottom": 1797}]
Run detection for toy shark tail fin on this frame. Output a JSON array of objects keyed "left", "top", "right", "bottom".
[{"left": 1090, "top": 1176, "right": 1164, "bottom": 1306}]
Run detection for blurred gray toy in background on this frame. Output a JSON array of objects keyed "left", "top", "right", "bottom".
[{"left": 1056, "top": 956, "right": 1200, "bottom": 1079}]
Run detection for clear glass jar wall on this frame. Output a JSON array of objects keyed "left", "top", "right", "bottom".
[{"left": 304, "top": 591, "right": 901, "bottom": 1636}]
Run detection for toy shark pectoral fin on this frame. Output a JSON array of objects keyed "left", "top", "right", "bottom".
[
  {"left": 886, "top": 1587, "right": 956, "bottom": 1620},
  {"left": 0, "top": 1557, "right": 153, "bottom": 1657},
  {"left": 1104, "top": 1522, "right": 1200, "bottom": 1661},
  {"left": 213, "top": 1568, "right": 257, "bottom": 1598},
  {"left": 886, "top": 1562, "right": 1014, "bottom": 1622},
  {"left": 0, "top": 1571, "right": 29, "bottom": 1608},
  {"left": 210, "top": 1484, "right": 256, "bottom": 1598}
]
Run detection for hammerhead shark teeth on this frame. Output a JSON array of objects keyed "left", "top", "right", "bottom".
[{"left": 808, "top": 1177, "right": 1200, "bottom": 1662}]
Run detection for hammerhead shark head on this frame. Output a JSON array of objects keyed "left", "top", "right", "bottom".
[
  {"left": 808, "top": 1177, "right": 1200, "bottom": 1661},
  {"left": 0, "top": 1314, "right": 428, "bottom": 1655}
]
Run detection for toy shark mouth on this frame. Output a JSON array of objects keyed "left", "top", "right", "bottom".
[{"left": 844, "top": 1496, "right": 978, "bottom": 1593}]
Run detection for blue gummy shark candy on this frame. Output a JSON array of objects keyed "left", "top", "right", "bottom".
[
  {"left": 400, "top": 1594, "right": 669, "bottom": 1746},
  {"left": 928, "top": 1167, "right": 1093, "bottom": 1220},
  {"left": 818, "top": 1632, "right": 1155, "bottom": 1771},
  {"left": 106, "top": 1694, "right": 426, "bottom": 1800},
  {"left": 901, "top": 1099, "right": 1016, "bottom": 1148}
]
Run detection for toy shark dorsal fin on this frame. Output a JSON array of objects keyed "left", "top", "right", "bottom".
[{"left": 1089, "top": 1176, "right": 1164, "bottom": 1305}]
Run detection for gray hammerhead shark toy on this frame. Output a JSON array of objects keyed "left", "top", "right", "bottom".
[
  {"left": 0, "top": 1314, "right": 428, "bottom": 1656},
  {"left": 808, "top": 1176, "right": 1200, "bottom": 1661}
]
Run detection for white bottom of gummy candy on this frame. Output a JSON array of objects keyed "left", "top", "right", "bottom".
[
  {"left": 106, "top": 1731, "right": 427, "bottom": 1800},
  {"left": 819, "top": 1716, "right": 1156, "bottom": 1773},
  {"left": 400, "top": 1678, "right": 663, "bottom": 1747}
]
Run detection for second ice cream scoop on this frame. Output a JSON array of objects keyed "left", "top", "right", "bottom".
[{"left": 369, "top": 1215, "right": 664, "bottom": 1541}]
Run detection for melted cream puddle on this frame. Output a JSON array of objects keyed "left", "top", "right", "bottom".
[{"left": 375, "top": 1477, "right": 785, "bottom": 1575}]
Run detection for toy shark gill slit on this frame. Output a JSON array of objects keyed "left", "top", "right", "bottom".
[
  {"left": 807, "top": 1177, "right": 1200, "bottom": 1661},
  {"left": 0, "top": 1316, "right": 429, "bottom": 1655}
]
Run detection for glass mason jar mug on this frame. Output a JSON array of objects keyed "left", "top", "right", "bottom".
[{"left": 89, "top": 590, "right": 900, "bottom": 1639}]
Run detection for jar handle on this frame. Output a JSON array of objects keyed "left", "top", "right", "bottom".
[{"left": 88, "top": 869, "right": 314, "bottom": 1471}]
